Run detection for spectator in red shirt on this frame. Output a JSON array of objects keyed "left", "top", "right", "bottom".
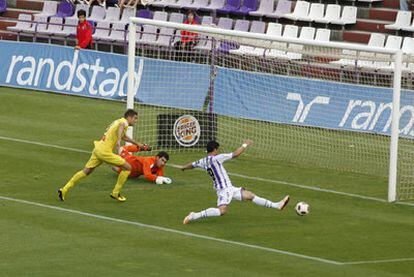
[
  {"left": 75, "top": 10, "right": 93, "bottom": 50},
  {"left": 175, "top": 10, "right": 199, "bottom": 51}
]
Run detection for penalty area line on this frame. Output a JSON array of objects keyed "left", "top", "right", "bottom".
[{"left": 1, "top": 135, "right": 414, "bottom": 208}]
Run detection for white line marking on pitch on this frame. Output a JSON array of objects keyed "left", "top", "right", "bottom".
[
  {"left": 1, "top": 136, "right": 413, "bottom": 265},
  {"left": 0, "top": 195, "right": 341, "bottom": 265},
  {"left": 342, "top": 257, "right": 414, "bottom": 265},
  {"left": 1, "top": 135, "right": 413, "bottom": 207}
]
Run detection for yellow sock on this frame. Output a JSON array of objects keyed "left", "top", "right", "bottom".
[
  {"left": 112, "top": 170, "right": 131, "bottom": 195},
  {"left": 62, "top": 170, "right": 87, "bottom": 192}
]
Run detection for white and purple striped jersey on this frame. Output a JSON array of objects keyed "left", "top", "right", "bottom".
[{"left": 192, "top": 153, "right": 233, "bottom": 190}]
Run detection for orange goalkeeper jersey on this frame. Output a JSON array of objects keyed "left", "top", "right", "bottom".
[{"left": 119, "top": 145, "right": 164, "bottom": 180}]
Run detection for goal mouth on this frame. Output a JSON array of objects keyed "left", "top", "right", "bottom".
[{"left": 126, "top": 17, "right": 413, "bottom": 201}]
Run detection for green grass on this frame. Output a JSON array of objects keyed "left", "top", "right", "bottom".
[{"left": 0, "top": 87, "right": 413, "bottom": 276}]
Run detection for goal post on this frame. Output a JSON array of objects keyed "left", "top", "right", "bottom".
[{"left": 127, "top": 17, "right": 411, "bottom": 202}]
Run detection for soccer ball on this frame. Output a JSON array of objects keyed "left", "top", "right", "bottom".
[{"left": 295, "top": 202, "right": 310, "bottom": 216}]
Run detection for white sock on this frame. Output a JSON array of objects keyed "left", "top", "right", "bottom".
[
  {"left": 252, "top": 196, "right": 280, "bottom": 209},
  {"left": 191, "top": 208, "right": 221, "bottom": 221}
]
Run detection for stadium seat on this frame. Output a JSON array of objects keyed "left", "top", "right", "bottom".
[
  {"left": 37, "top": 16, "right": 63, "bottom": 43},
  {"left": 384, "top": 11, "right": 412, "bottom": 31},
  {"left": 330, "top": 33, "right": 385, "bottom": 67},
  {"left": 190, "top": 16, "right": 213, "bottom": 50},
  {"left": 25, "top": 15, "right": 48, "bottom": 35},
  {"left": 88, "top": 6, "right": 106, "bottom": 23},
  {"left": 299, "top": 3, "right": 324, "bottom": 22},
  {"left": 120, "top": 8, "right": 136, "bottom": 25},
  {"left": 233, "top": 0, "right": 258, "bottom": 16},
  {"left": 93, "top": 21, "right": 111, "bottom": 47},
  {"left": 66, "top": 4, "right": 90, "bottom": 20},
  {"left": 217, "top": 0, "right": 242, "bottom": 15},
  {"left": 249, "top": 0, "right": 274, "bottom": 18},
  {"left": 100, "top": 7, "right": 121, "bottom": 23},
  {"left": 401, "top": 17, "right": 414, "bottom": 32},
  {"left": 0, "top": 0, "right": 6, "bottom": 13},
  {"left": 182, "top": 0, "right": 208, "bottom": 10},
  {"left": 362, "top": 35, "right": 402, "bottom": 69},
  {"left": 282, "top": 1, "right": 310, "bottom": 21},
  {"left": 137, "top": 12, "right": 168, "bottom": 45},
  {"left": 198, "top": 0, "right": 226, "bottom": 12},
  {"left": 266, "top": 0, "right": 292, "bottom": 19},
  {"left": 229, "top": 21, "right": 266, "bottom": 56},
  {"left": 151, "top": 0, "right": 177, "bottom": 8},
  {"left": 314, "top": 28, "right": 331, "bottom": 42},
  {"left": 401, "top": 37, "right": 414, "bottom": 71},
  {"left": 54, "top": 17, "right": 78, "bottom": 44},
  {"left": 168, "top": 0, "right": 193, "bottom": 9},
  {"left": 316, "top": 4, "right": 340, "bottom": 25},
  {"left": 265, "top": 24, "right": 298, "bottom": 58},
  {"left": 7, "top": 14, "right": 33, "bottom": 40},
  {"left": 35, "top": 1, "right": 58, "bottom": 20},
  {"left": 55, "top": 0, "right": 74, "bottom": 18},
  {"left": 284, "top": 26, "right": 316, "bottom": 60},
  {"left": 194, "top": 17, "right": 233, "bottom": 51},
  {"left": 330, "top": 6, "right": 357, "bottom": 26},
  {"left": 136, "top": 9, "right": 153, "bottom": 19}
]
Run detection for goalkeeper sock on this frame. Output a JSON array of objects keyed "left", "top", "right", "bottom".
[
  {"left": 112, "top": 170, "right": 131, "bottom": 195},
  {"left": 62, "top": 170, "right": 87, "bottom": 193},
  {"left": 252, "top": 196, "right": 279, "bottom": 209},
  {"left": 192, "top": 208, "right": 221, "bottom": 220}
]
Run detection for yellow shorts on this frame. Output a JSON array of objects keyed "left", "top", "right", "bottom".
[{"left": 85, "top": 146, "right": 125, "bottom": 169}]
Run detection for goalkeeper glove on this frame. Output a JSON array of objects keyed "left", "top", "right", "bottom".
[
  {"left": 155, "top": 176, "right": 172, "bottom": 185},
  {"left": 140, "top": 144, "right": 152, "bottom": 151}
]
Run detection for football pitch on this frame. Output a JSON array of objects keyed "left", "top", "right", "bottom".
[{"left": 1, "top": 87, "right": 413, "bottom": 276}]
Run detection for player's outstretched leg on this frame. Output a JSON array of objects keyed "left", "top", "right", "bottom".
[
  {"left": 183, "top": 207, "right": 223, "bottom": 224},
  {"left": 242, "top": 189, "right": 290, "bottom": 210},
  {"left": 58, "top": 169, "right": 90, "bottom": 201}
]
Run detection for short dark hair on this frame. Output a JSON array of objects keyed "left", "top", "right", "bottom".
[
  {"left": 77, "top": 9, "right": 86, "bottom": 18},
  {"left": 157, "top": 151, "right": 169, "bottom": 161},
  {"left": 206, "top": 140, "right": 220, "bottom": 153},
  {"left": 187, "top": 10, "right": 195, "bottom": 16},
  {"left": 124, "top": 109, "right": 138, "bottom": 118}
]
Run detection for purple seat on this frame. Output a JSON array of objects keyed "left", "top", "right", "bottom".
[
  {"left": 219, "top": 19, "right": 249, "bottom": 52},
  {"left": 249, "top": 0, "right": 274, "bottom": 17},
  {"left": 168, "top": 0, "right": 193, "bottom": 9},
  {"left": 233, "top": 0, "right": 258, "bottom": 16},
  {"left": 55, "top": 0, "right": 74, "bottom": 18},
  {"left": 266, "top": 0, "right": 292, "bottom": 19},
  {"left": 137, "top": 9, "right": 153, "bottom": 19},
  {"left": 0, "top": 0, "right": 6, "bottom": 13},
  {"left": 217, "top": 0, "right": 241, "bottom": 14}
]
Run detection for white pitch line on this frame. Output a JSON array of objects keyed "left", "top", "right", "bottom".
[
  {"left": 1, "top": 135, "right": 414, "bottom": 207},
  {"left": 0, "top": 195, "right": 342, "bottom": 265},
  {"left": 1, "top": 136, "right": 414, "bottom": 266},
  {"left": 342, "top": 257, "right": 414, "bottom": 265}
]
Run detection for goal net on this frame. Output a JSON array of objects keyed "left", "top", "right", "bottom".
[{"left": 127, "top": 18, "right": 414, "bottom": 202}]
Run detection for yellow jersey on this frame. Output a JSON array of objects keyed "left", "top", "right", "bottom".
[{"left": 95, "top": 118, "right": 128, "bottom": 152}]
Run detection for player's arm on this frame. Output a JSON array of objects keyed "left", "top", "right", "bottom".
[
  {"left": 115, "top": 122, "right": 127, "bottom": 154},
  {"left": 122, "top": 134, "right": 151, "bottom": 151},
  {"left": 232, "top": 139, "right": 253, "bottom": 159},
  {"left": 180, "top": 162, "right": 195, "bottom": 171}
]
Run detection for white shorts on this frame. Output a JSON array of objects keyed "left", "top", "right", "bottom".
[{"left": 216, "top": 186, "right": 244, "bottom": 207}]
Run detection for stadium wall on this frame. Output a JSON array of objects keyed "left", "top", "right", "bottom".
[{"left": 1, "top": 40, "right": 414, "bottom": 139}]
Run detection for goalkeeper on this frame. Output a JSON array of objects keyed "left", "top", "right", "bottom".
[{"left": 112, "top": 145, "right": 172, "bottom": 185}]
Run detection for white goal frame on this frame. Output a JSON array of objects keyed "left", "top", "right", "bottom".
[{"left": 127, "top": 17, "right": 403, "bottom": 202}]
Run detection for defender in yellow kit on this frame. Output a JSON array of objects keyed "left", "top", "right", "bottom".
[{"left": 58, "top": 109, "right": 147, "bottom": 202}]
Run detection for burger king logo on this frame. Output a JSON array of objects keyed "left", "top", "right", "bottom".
[{"left": 173, "top": 115, "right": 201, "bottom": 147}]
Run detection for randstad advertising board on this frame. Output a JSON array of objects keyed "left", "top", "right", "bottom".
[
  {"left": 2, "top": 41, "right": 414, "bottom": 139},
  {"left": 213, "top": 67, "right": 414, "bottom": 139},
  {"left": 0, "top": 41, "right": 210, "bottom": 111}
]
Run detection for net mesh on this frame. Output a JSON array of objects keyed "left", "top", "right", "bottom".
[{"left": 130, "top": 23, "right": 414, "bottom": 200}]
